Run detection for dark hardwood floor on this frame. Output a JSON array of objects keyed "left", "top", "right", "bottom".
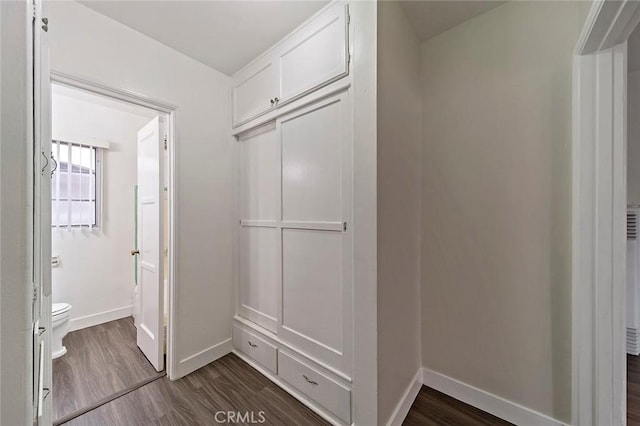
[
  {"left": 62, "top": 351, "right": 514, "bottom": 426},
  {"left": 629, "top": 354, "right": 640, "bottom": 425},
  {"left": 56, "top": 319, "right": 515, "bottom": 425},
  {"left": 404, "top": 386, "right": 511, "bottom": 425},
  {"left": 53, "top": 316, "right": 160, "bottom": 421},
  {"left": 61, "top": 353, "right": 328, "bottom": 425}
]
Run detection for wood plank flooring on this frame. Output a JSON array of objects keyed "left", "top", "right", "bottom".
[
  {"left": 403, "top": 386, "right": 511, "bottom": 425},
  {"left": 629, "top": 354, "right": 640, "bottom": 425},
  {"left": 61, "top": 353, "right": 328, "bottom": 425},
  {"left": 56, "top": 318, "right": 520, "bottom": 425},
  {"left": 53, "top": 317, "right": 159, "bottom": 421},
  {"left": 62, "top": 351, "right": 514, "bottom": 425}
]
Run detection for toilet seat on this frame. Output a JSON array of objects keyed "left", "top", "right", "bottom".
[{"left": 52, "top": 303, "right": 71, "bottom": 317}]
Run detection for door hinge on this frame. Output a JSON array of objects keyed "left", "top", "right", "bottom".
[
  {"left": 346, "top": 4, "right": 350, "bottom": 25},
  {"left": 164, "top": 135, "right": 168, "bottom": 150},
  {"left": 32, "top": 284, "right": 38, "bottom": 304},
  {"left": 343, "top": 222, "right": 347, "bottom": 231}
]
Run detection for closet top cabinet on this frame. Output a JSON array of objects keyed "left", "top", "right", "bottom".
[{"left": 232, "top": 2, "right": 349, "bottom": 127}]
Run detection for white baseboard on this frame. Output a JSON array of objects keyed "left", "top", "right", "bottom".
[
  {"left": 175, "top": 338, "right": 232, "bottom": 378},
  {"left": 421, "top": 368, "right": 564, "bottom": 426},
  {"left": 69, "top": 305, "right": 132, "bottom": 332},
  {"left": 628, "top": 327, "right": 640, "bottom": 355},
  {"left": 386, "top": 369, "right": 423, "bottom": 426}
]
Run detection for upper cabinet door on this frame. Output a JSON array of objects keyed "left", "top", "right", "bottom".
[
  {"left": 233, "top": 59, "right": 279, "bottom": 126},
  {"left": 278, "top": 3, "right": 349, "bottom": 103}
]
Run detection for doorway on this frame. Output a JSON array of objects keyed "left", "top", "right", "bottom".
[
  {"left": 47, "top": 78, "right": 175, "bottom": 424},
  {"left": 572, "top": 1, "right": 640, "bottom": 425}
]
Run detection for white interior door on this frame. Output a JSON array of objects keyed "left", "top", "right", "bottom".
[
  {"left": 34, "top": 0, "right": 53, "bottom": 422},
  {"left": 136, "top": 116, "right": 164, "bottom": 371}
]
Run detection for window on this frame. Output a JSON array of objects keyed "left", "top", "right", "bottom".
[{"left": 51, "top": 140, "right": 101, "bottom": 228}]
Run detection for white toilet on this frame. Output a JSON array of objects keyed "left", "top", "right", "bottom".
[{"left": 52, "top": 303, "right": 72, "bottom": 359}]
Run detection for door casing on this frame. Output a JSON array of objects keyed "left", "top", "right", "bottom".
[{"left": 572, "top": 1, "right": 640, "bottom": 424}]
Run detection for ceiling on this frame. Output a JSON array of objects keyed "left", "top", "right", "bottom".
[
  {"left": 399, "top": 0, "right": 506, "bottom": 42},
  {"left": 79, "top": 0, "right": 329, "bottom": 76},
  {"left": 79, "top": 1, "right": 505, "bottom": 75}
]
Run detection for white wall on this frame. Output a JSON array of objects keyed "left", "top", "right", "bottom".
[
  {"left": 420, "top": 2, "right": 583, "bottom": 422},
  {"left": 44, "top": 0, "right": 233, "bottom": 378},
  {"left": 0, "top": 1, "right": 32, "bottom": 424},
  {"left": 51, "top": 87, "right": 158, "bottom": 330},
  {"left": 628, "top": 69, "right": 640, "bottom": 204},
  {"left": 376, "top": 2, "right": 422, "bottom": 424}
]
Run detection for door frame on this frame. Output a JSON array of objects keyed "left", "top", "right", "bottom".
[
  {"left": 572, "top": 1, "right": 640, "bottom": 424},
  {"left": 48, "top": 71, "right": 180, "bottom": 379}
]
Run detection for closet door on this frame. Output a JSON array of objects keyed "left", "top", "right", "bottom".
[
  {"left": 233, "top": 60, "right": 279, "bottom": 126},
  {"left": 238, "top": 124, "right": 280, "bottom": 333},
  {"left": 278, "top": 92, "right": 352, "bottom": 376},
  {"left": 278, "top": 3, "right": 349, "bottom": 104}
]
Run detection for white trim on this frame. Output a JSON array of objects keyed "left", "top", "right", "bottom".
[
  {"left": 572, "top": 1, "right": 638, "bottom": 424},
  {"left": 69, "top": 305, "right": 132, "bottom": 332},
  {"left": 422, "top": 369, "right": 563, "bottom": 426},
  {"left": 232, "top": 79, "right": 351, "bottom": 137},
  {"left": 175, "top": 338, "right": 232, "bottom": 379},
  {"left": 385, "top": 369, "right": 422, "bottom": 426},
  {"left": 50, "top": 71, "right": 177, "bottom": 113},
  {"left": 627, "top": 328, "right": 640, "bottom": 355},
  {"left": 575, "top": 1, "right": 640, "bottom": 55},
  {"left": 232, "top": 350, "right": 350, "bottom": 426}
]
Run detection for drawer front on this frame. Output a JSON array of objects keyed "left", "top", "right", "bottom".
[
  {"left": 278, "top": 351, "right": 351, "bottom": 424},
  {"left": 233, "top": 325, "right": 277, "bottom": 374}
]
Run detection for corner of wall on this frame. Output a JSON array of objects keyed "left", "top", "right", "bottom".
[{"left": 351, "top": 1, "right": 379, "bottom": 424}]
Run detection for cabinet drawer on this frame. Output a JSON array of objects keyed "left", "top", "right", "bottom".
[
  {"left": 278, "top": 351, "right": 351, "bottom": 424},
  {"left": 233, "top": 325, "right": 277, "bottom": 374}
]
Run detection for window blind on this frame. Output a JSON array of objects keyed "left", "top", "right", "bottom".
[{"left": 52, "top": 140, "right": 98, "bottom": 228}]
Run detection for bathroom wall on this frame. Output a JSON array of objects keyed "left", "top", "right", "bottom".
[{"left": 51, "top": 85, "right": 158, "bottom": 331}]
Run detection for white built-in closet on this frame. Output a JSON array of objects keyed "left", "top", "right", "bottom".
[{"left": 231, "top": 2, "right": 354, "bottom": 424}]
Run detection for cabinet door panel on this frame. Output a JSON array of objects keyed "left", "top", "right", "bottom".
[
  {"left": 239, "top": 124, "right": 279, "bottom": 221},
  {"left": 281, "top": 99, "right": 343, "bottom": 222},
  {"left": 282, "top": 229, "right": 343, "bottom": 352},
  {"left": 279, "top": 3, "right": 348, "bottom": 102},
  {"left": 233, "top": 61, "right": 278, "bottom": 125},
  {"left": 239, "top": 226, "right": 279, "bottom": 332},
  {"left": 277, "top": 92, "right": 352, "bottom": 376}
]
